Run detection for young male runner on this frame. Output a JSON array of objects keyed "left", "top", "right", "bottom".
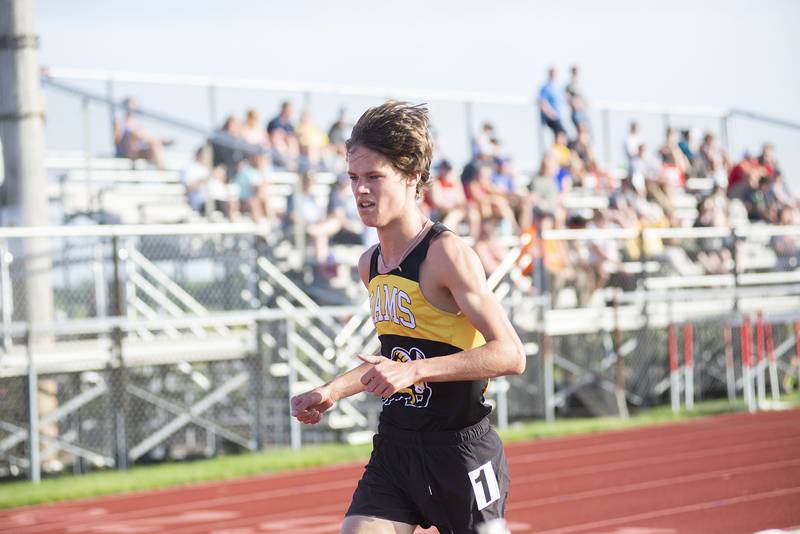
[{"left": 291, "top": 101, "right": 526, "bottom": 534}]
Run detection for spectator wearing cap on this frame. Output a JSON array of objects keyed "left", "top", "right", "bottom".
[
  {"left": 538, "top": 66, "right": 567, "bottom": 137},
  {"left": 267, "top": 101, "right": 300, "bottom": 170}
]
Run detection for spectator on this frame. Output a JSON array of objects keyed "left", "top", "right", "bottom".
[
  {"left": 492, "top": 157, "right": 534, "bottom": 229},
  {"left": 181, "top": 146, "right": 210, "bottom": 214},
  {"left": 692, "top": 196, "right": 734, "bottom": 274},
  {"left": 241, "top": 108, "right": 270, "bottom": 151},
  {"left": 113, "top": 97, "right": 170, "bottom": 168},
  {"left": 551, "top": 129, "right": 571, "bottom": 169},
  {"left": 772, "top": 207, "right": 800, "bottom": 269},
  {"left": 474, "top": 217, "right": 508, "bottom": 276},
  {"left": 327, "top": 107, "right": 352, "bottom": 165},
  {"left": 267, "top": 101, "right": 300, "bottom": 169},
  {"left": 425, "top": 159, "right": 467, "bottom": 230},
  {"left": 234, "top": 153, "right": 273, "bottom": 225},
  {"left": 327, "top": 173, "right": 364, "bottom": 246},
  {"left": 624, "top": 121, "right": 642, "bottom": 162},
  {"left": 758, "top": 143, "right": 781, "bottom": 179},
  {"left": 628, "top": 143, "right": 660, "bottom": 197},
  {"left": 742, "top": 175, "right": 775, "bottom": 222},
  {"left": 697, "top": 132, "right": 728, "bottom": 187},
  {"left": 286, "top": 172, "right": 341, "bottom": 269},
  {"left": 568, "top": 122, "right": 599, "bottom": 172},
  {"left": 206, "top": 164, "right": 240, "bottom": 220},
  {"left": 295, "top": 109, "right": 328, "bottom": 172},
  {"left": 538, "top": 66, "right": 567, "bottom": 137},
  {"left": 659, "top": 127, "right": 690, "bottom": 189},
  {"left": 587, "top": 210, "right": 624, "bottom": 294},
  {"left": 472, "top": 122, "right": 496, "bottom": 159},
  {"left": 565, "top": 65, "right": 588, "bottom": 131},
  {"left": 211, "top": 115, "right": 245, "bottom": 181},
  {"left": 530, "top": 152, "right": 560, "bottom": 213},
  {"left": 678, "top": 129, "right": 698, "bottom": 167},
  {"left": 727, "top": 151, "right": 762, "bottom": 199}
]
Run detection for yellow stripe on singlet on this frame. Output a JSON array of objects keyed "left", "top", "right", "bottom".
[{"left": 368, "top": 274, "right": 485, "bottom": 351}]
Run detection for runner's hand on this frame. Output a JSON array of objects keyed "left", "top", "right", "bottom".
[
  {"left": 358, "top": 354, "right": 418, "bottom": 398},
  {"left": 291, "top": 387, "right": 334, "bottom": 425}
]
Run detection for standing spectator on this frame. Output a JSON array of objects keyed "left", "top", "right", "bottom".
[
  {"left": 114, "top": 97, "right": 170, "bottom": 168},
  {"left": 624, "top": 121, "right": 642, "bottom": 162},
  {"left": 181, "top": 146, "right": 210, "bottom": 214},
  {"left": 267, "top": 101, "right": 300, "bottom": 169},
  {"left": 241, "top": 108, "right": 270, "bottom": 152},
  {"left": 565, "top": 65, "right": 588, "bottom": 131},
  {"left": 538, "top": 66, "right": 567, "bottom": 137}
]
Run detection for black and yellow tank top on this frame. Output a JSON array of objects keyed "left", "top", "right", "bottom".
[{"left": 368, "top": 222, "right": 491, "bottom": 431}]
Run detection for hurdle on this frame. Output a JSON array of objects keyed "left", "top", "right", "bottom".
[{"left": 723, "top": 325, "right": 736, "bottom": 403}]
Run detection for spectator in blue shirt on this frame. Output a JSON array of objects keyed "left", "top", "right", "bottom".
[{"left": 538, "top": 67, "right": 567, "bottom": 136}]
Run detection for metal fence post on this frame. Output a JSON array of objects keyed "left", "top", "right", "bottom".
[
  {"left": 207, "top": 85, "right": 217, "bottom": 129},
  {"left": 110, "top": 235, "right": 129, "bottom": 468},
  {"left": 26, "top": 326, "right": 41, "bottom": 483},
  {"left": 542, "top": 332, "right": 555, "bottom": 422},
  {"left": 1, "top": 239, "right": 12, "bottom": 351},
  {"left": 613, "top": 289, "right": 629, "bottom": 419},
  {"left": 251, "top": 318, "right": 266, "bottom": 450},
  {"left": 82, "top": 96, "right": 93, "bottom": 213},
  {"left": 495, "top": 377, "right": 508, "bottom": 430},
  {"left": 286, "top": 317, "right": 301, "bottom": 450},
  {"left": 602, "top": 107, "right": 611, "bottom": 171}
]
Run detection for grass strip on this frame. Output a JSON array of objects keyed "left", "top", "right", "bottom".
[{"left": 2, "top": 393, "right": 798, "bottom": 509}]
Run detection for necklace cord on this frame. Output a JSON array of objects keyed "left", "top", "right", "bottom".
[{"left": 379, "top": 219, "right": 430, "bottom": 272}]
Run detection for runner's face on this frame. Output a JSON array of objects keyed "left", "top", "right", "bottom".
[{"left": 348, "top": 145, "right": 418, "bottom": 228}]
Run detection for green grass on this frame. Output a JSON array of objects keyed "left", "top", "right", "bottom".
[{"left": 2, "top": 394, "right": 798, "bottom": 510}]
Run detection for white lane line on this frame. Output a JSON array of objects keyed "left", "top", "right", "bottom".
[
  {"left": 512, "top": 435, "right": 800, "bottom": 486},
  {"left": 509, "top": 457, "right": 800, "bottom": 509},
  {"left": 529, "top": 486, "right": 800, "bottom": 534},
  {"left": 510, "top": 420, "right": 800, "bottom": 465}
]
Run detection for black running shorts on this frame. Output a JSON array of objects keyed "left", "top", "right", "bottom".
[{"left": 345, "top": 417, "right": 510, "bottom": 533}]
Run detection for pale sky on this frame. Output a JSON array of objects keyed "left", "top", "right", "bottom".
[{"left": 35, "top": 0, "right": 800, "bottom": 182}]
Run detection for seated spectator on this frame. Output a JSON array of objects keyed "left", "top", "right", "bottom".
[
  {"left": 207, "top": 164, "right": 240, "bottom": 220},
  {"left": 241, "top": 108, "right": 270, "bottom": 151},
  {"left": 113, "top": 97, "right": 171, "bottom": 168},
  {"left": 327, "top": 173, "right": 364, "bottom": 246},
  {"left": 758, "top": 143, "right": 781, "bottom": 179},
  {"left": 588, "top": 210, "right": 624, "bottom": 294},
  {"left": 628, "top": 143, "right": 660, "bottom": 197},
  {"left": 692, "top": 196, "right": 734, "bottom": 274},
  {"left": 659, "top": 127, "right": 690, "bottom": 189},
  {"left": 565, "top": 65, "right": 589, "bottom": 131},
  {"left": 211, "top": 115, "right": 245, "bottom": 181},
  {"left": 772, "top": 207, "right": 800, "bottom": 270},
  {"left": 327, "top": 107, "right": 352, "bottom": 162},
  {"left": 678, "top": 129, "right": 698, "bottom": 168},
  {"left": 538, "top": 66, "right": 567, "bottom": 137},
  {"left": 492, "top": 157, "right": 534, "bottom": 227},
  {"left": 425, "top": 160, "right": 467, "bottom": 231},
  {"left": 743, "top": 175, "right": 777, "bottom": 223},
  {"left": 267, "top": 101, "right": 300, "bottom": 170},
  {"left": 727, "top": 151, "right": 762, "bottom": 199},
  {"left": 234, "top": 153, "right": 273, "bottom": 225},
  {"left": 551, "top": 129, "right": 572, "bottom": 169},
  {"left": 295, "top": 109, "right": 328, "bottom": 172},
  {"left": 472, "top": 122, "right": 497, "bottom": 160},
  {"left": 462, "top": 162, "right": 518, "bottom": 238},
  {"left": 697, "top": 132, "right": 729, "bottom": 187},
  {"left": 530, "top": 152, "right": 560, "bottom": 213},
  {"left": 181, "top": 146, "right": 210, "bottom": 214},
  {"left": 474, "top": 217, "right": 509, "bottom": 276},
  {"left": 286, "top": 172, "right": 341, "bottom": 269},
  {"left": 568, "top": 122, "right": 599, "bottom": 173}
]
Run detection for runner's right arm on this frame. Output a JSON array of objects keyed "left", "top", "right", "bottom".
[{"left": 290, "top": 246, "right": 379, "bottom": 425}]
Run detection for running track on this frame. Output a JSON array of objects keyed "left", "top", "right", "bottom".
[{"left": 3, "top": 409, "right": 799, "bottom": 533}]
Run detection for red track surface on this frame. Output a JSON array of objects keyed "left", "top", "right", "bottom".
[{"left": 3, "top": 409, "right": 799, "bottom": 533}]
